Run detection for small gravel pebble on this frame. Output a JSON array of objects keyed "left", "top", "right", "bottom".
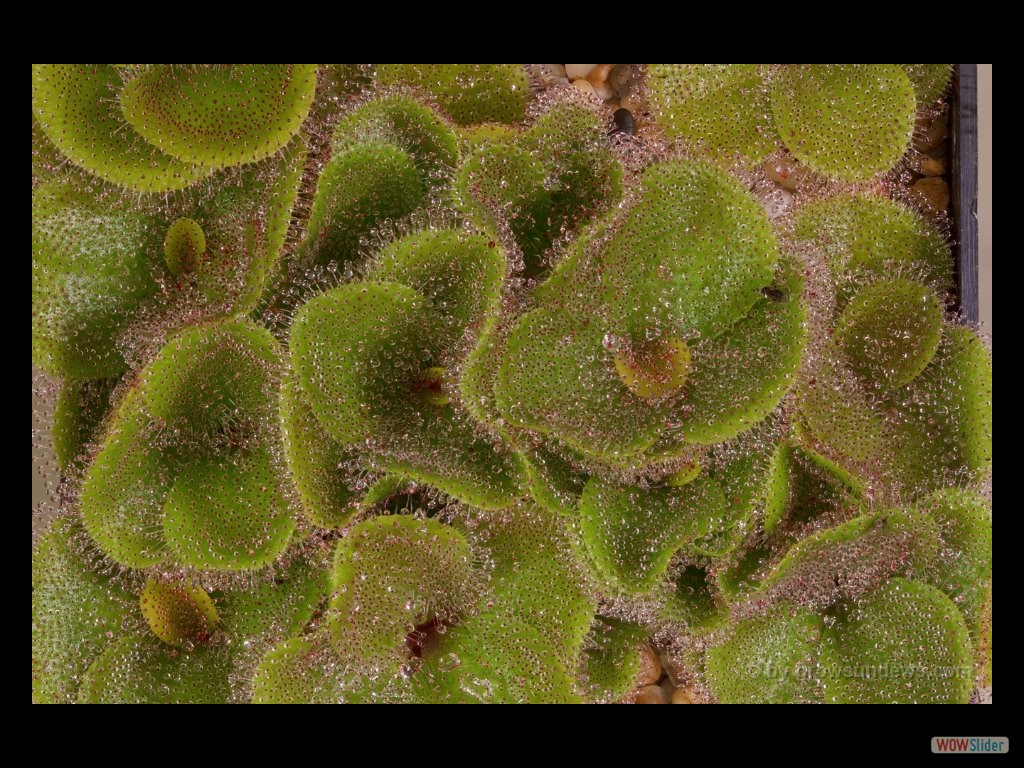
[
  {"left": 637, "top": 644, "right": 662, "bottom": 685},
  {"left": 659, "top": 679, "right": 676, "bottom": 700},
  {"left": 587, "top": 64, "right": 615, "bottom": 86},
  {"left": 918, "top": 111, "right": 949, "bottom": 151},
  {"left": 571, "top": 78, "right": 598, "bottom": 98},
  {"left": 672, "top": 687, "right": 695, "bottom": 704},
  {"left": 609, "top": 65, "right": 638, "bottom": 101},
  {"left": 592, "top": 81, "right": 615, "bottom": 100},
  {"left": 920, "top": 157, "right": 945, "bottom": 176},
  {"left": 759, "top": 187, "right": 793, "bottom": 220},
  {"left": 566, "top": 64, "right": 599, "bottom": 79},
  {"left": 613, "top": 108, "right": 636, "bottom": 136},
  {"left": 614, "top": 96, "right": 638, "bottom": 113},
  {"left": 912, "top": 176, "right": 950, "bottom": 212},
  {"left": 634, "top": 684, "right": 670, "bottom": 704},
  {"left": 534, "top": 64, "right": 569, "bottom": 85},
  {"left": 763, "top": 156, "right": 807, "bottom": 192},
  {"left": 659, "top": 652, "right": 678, "bottom": 687}
]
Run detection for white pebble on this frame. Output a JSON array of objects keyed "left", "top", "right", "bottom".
[
  {"left": 566, "top": 64, "right": 599, "bottom": 79},
  {"left": 760, "top": 187, "right": 793, "bottom": 220}
]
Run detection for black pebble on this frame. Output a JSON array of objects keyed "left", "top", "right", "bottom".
[
  {"left": 762, "top": 286, "right": 786, "bottom": 302},
  {"left": 612, "top": 108, "right": 635, "bottom": 136}
]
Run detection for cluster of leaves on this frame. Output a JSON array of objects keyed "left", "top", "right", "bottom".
[{"left": 32, "top": 64, "right": 991, "bottom": 704}]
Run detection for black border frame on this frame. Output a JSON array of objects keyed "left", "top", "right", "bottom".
[{"left": 953, "top": 64, "right": 980, "bottom": 324}]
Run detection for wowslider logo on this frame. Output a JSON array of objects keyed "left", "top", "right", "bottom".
[{"left": 932, "top": 738, "right": 1009, "bottom": 754}]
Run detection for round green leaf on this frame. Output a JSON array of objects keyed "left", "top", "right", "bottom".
[
  {"left": 835, "top": 279, "right": 943, "bottom": 390},
  {"left": 141, "top": 320, "right": 282, "bottom": 445},
  {"left": 332, "top": 94, "right": 458, "bottom": 191},
  {"left": 793, "top": 194, "right": 951, "bottom": 293},
  {"left": 707, "top": 604, "right": 823, "bottom": 703},
  {"left": 377, "top": 64, "right": 529, "bottom": 125},
  {"left": 762, "top": 508, "right": 941, "bottom": 607},
  {"left": 674, "top": 259, "right": 807, "bottom": 445},
  {"left": 820, "top": 579, "right": 973, "bottom": 703},
  {"left": 80, "top": 395, "right": 175, "bottom": 569},
  {"left": 902, "top": 64, "right": 953, "bottom": 105},
  {"left": 120, "top": 64, "right": 316, "bottom": 167},
  {"left": 330, "top": 515, "right": 478, "bottom": 668},
  {"left": 79, "top": 633, "right": 233, "bottom": 704},
  {"left": 290, "top": 282, "right": 442, "bottom": 445},
  {"left": 32, "top": 518, "right": 136, "bottom": 704},
  {"left": 32, "top": 64, "right": 211, "bottom": 192},
  {"left": 496, "top": 306, "right": 669, "bottom": 460},
  {"left": 890, "top": 327, "right": 993, "bottom": 493},
  {"left": 648, "top": 64, "right": 778, "bottom": 163},
  {"left": 579, "top": 475, "right": 726, "bottom": 592},
  {"left": 919, "top": 488, "right": 992, "bottom": 641},
  {"left": 163, "top": 447, "right": 295, "bottom": 571},
  {"left": 32, "top": 181, "right": 161, "bottom": 379},
  {"left": 366, "top": 229, "right": 505, "bottom": 349},
  {"left": 279, "top": 375, "right": 360, "bottom": 529},
  {"left": 584, "top": 618, "right": 648, "bottom": 702},
  {"left": 302, "top": 142, "right": 425, "bottom": 267},
  {"left": 599, "top": 160, "right": 778, "bottom": 342},
  {"left": 772, "top": 64, "right": 916, "bottom": 181}
]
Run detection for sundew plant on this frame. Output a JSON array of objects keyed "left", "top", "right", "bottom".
[{"left": 31, "top": 64, "right": 992, "bottom": 704}]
